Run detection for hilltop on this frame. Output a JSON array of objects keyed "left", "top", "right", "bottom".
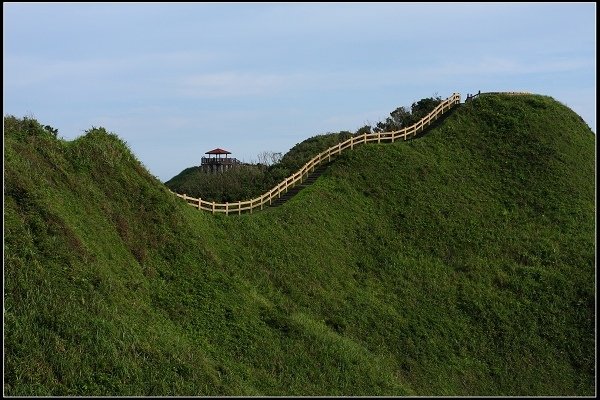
[{"left": 3, "top": 94, "right": 595, "bottom": 396}]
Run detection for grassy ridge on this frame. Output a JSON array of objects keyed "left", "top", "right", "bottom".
[
  {"left": 163, "top": 95, "right": 444, "bottom": 202},
  {"left": 3, "top": 94, "right": 595, "bottom": 396}
]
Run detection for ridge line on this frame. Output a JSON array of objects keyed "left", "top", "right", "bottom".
[{"left": 173, "top": 92, "right": 462, "bottom": 215}]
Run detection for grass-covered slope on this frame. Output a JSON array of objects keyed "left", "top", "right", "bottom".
[
  {"left": 3, "top": 94, "right": 595, "bottom": 396},
  {"left": 165, "top": 164, "right": 269, "bottom": 203}
]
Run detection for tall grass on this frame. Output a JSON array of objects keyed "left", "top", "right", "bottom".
[{"left": 3, "top": 94, "right": 595, "bottom": 396}]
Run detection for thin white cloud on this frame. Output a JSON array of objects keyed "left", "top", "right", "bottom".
[
  {"left": 177, "top": 71, "right": 306, "bottom": 98},
  {"left": 174, "top": 55, "right": 593, "bottom": 100},
  {"left": 4, "top": 51, "right": 220, "bottom": 87},
  {"left": 423, "top": 57, "right": 593, "bottom": 78}
]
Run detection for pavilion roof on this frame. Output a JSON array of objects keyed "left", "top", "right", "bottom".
[{"left": 205, "top": 148, "right": 231, "bottom": 155}]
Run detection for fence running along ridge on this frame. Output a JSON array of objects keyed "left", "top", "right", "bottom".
[{"left": 172, "top": 92, "right": 461, "bottom": 215}]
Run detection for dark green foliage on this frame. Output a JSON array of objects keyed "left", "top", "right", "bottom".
[
  {"left": 355, "top": 125, "right": 373, "bottom": 136},
  {"left": 4, "top": 115, "right": 58, "bottom": 140},
  {"left": 43, "top": 125, "right": 59, "bottom": 137},
  {"left": 278, "top": 130, "right": 354, "bottom": 172},
  {"left": 3, "top": 93, "right": 595, "bottom": 396},
  {"left": 410, "top": 96, "right": 444, "bottom": 120},
  {"left": 374, "top": 96, "right": 442, "bottom": 132}
]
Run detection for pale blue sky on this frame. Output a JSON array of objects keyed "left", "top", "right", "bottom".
[{"left": 4, "top": 2, "right": 596, "bottom": 181}]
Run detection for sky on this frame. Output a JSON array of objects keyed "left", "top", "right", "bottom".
[{"left": 4, "top": 2, "right": 596, "bottom": 182}]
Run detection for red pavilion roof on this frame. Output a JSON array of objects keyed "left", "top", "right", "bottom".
[{"left": 205, "top": 148, "right": 231, "bottom": 155}]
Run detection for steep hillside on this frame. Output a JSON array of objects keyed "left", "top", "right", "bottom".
[{"left": 3, "top": 94, "right": 595, "bottom": 396}]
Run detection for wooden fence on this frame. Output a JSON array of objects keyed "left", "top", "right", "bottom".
[{"left": 172, "top": 92, "right": 462, "bottom": 215}]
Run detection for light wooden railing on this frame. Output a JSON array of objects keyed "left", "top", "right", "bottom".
[{"left": 172, "top": 92, "right": 461, "bottom": 214}]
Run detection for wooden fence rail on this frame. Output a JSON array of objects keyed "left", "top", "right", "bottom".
[{"left": 172, "top": 92, "right": 462, "bottom": 214}]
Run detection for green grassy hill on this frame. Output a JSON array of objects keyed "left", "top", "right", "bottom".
[{"left": 3, "top": 94, "right": 595, "bottom": 396}]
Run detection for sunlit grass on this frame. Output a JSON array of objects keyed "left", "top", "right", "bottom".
[{"left": 3, "top": 94, "right": 595, "bottom": 395}]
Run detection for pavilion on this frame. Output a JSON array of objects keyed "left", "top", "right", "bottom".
[{"left": 201, "top": 148, "right": 240, "bottom": 173}]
